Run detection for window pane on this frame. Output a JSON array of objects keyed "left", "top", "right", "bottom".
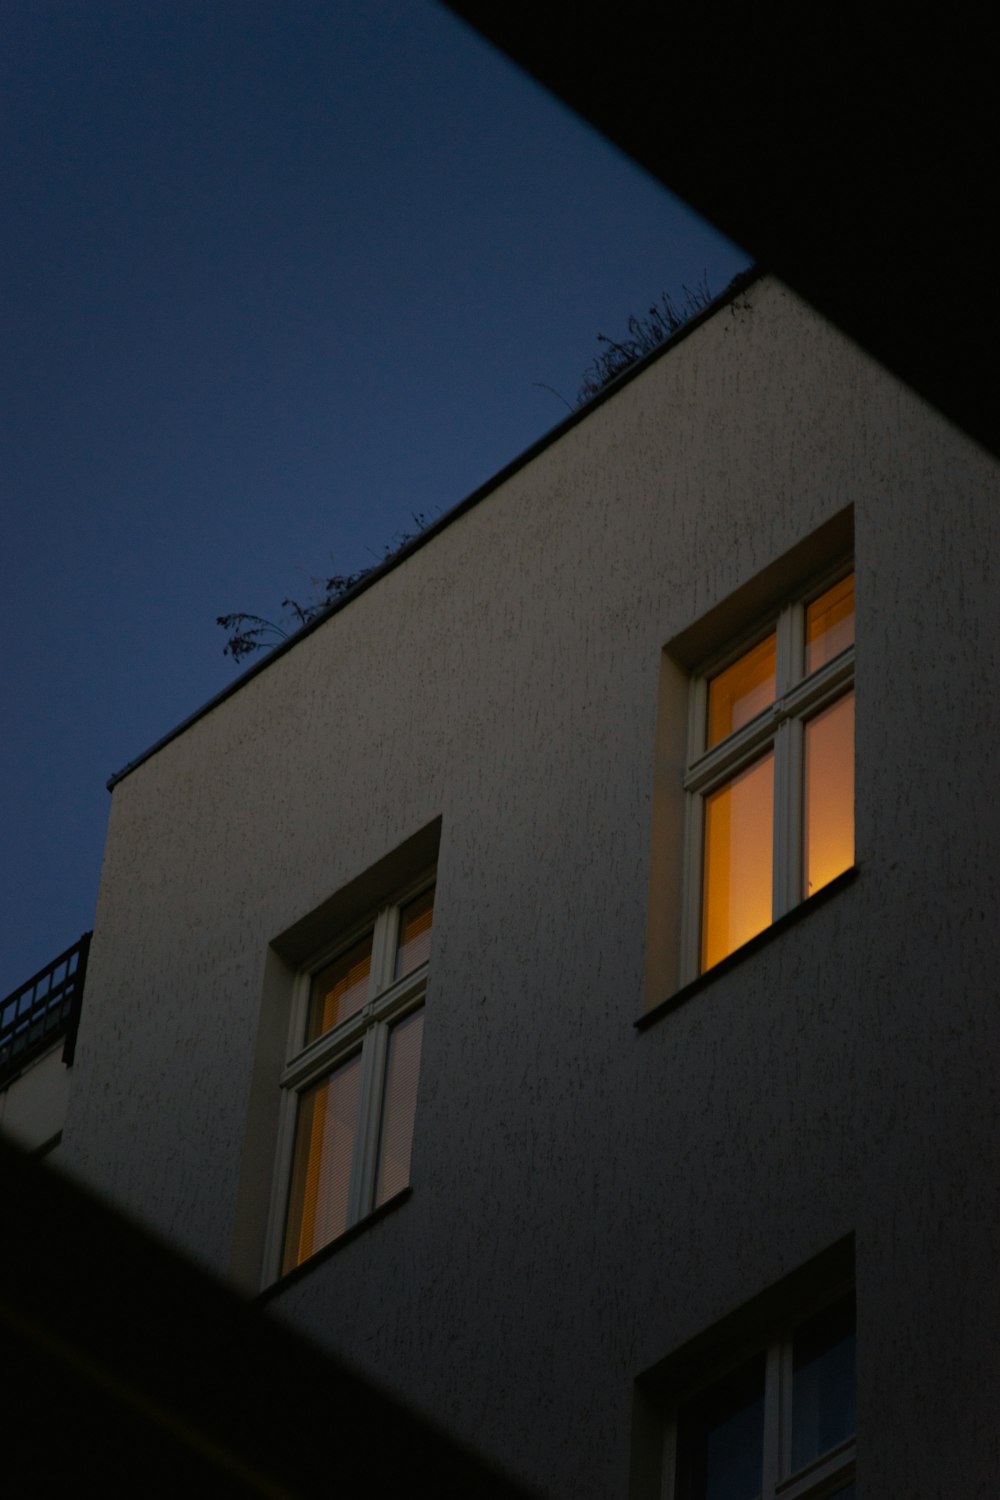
[
  {"left": 791, "top": 1295, "right": 856, "bottom": 1473},
  {"left": 707, "top": 635, "right": 776, "bottom": 748},
  {"left": 676, "top": 1354, "right": 765, "bottom": 1500},
  {"left": 803, "top": 691, "right": 854, "bottom": 897},
  {"left": 282, "top": 1052, "right": 362, "bottom": 1273},
  {"left": 306, "top": 934, "right": 372, "bottom": 1042},
  {"left": 375, "top": 1007, "right": 424, "bottom": 1206},
  {"left": 702, "top": 752, "right": 774, "bottom": 971},
  {"left": 394, "top": 886, "right": 434, "bottom": 980},
  {"left": 806, "top": 574, "right": 854, "bottom": 674}
]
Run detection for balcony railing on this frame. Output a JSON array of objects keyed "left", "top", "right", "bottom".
[{"left": 0, "top": 933, "right": 92, "bottom": 1089}]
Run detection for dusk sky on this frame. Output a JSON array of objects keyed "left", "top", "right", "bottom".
[{"left": 2, "top": 1, "right": 748, "bottom": 998}]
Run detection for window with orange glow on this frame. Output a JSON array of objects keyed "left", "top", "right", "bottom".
[
  {"left": 306, "top": 935, "right": 372, "bottom": 1042},
  {"left": 701, "top": 752, "right": 774, "bottom": 971},
  {"left": 803, "top": 691, "right": 854, "bottom": 897},
  {"left": 274, "top": 878, "right": 434, "bottom": 1278},
  {"left": 707, "top": 633, "right": 776, "bottom": 748},
  {"left": 806, "top": 574, "right": 855, "bottom": 674},
  {"left": 282, "top": 1053, "right": 361, "bottom": 1274},
  {"left": 684, "top": 570, "right": 854, "bottom": 977}
]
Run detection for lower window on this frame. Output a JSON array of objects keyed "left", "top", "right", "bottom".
[
  {"left": 272, "top": 879, "right": 433, "bottom": 1276},
  {"left": 667, "top": 1293, "right": 856, "bottom": 1500}
]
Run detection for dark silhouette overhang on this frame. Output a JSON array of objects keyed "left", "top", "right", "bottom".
[
  {"left": 0, "top": 1137, "right": 535, "bottom": 1497},
  {"left": 444, "top": 7, "right": 997, "bottom": 456}
]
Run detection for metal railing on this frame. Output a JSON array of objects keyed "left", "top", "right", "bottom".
[{"left": 0, "top": 933, "right": 92, "bottom": 1088}]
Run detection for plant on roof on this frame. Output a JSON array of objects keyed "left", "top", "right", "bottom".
[
  {"left": 217, "top": 514, "right": 431, "bottom": 664},
  {"left": 574, "top": 278, "right": 715, "bottom": 405},
  {"left": 218, "top": 278, "right": 720, "bottom": 665}
]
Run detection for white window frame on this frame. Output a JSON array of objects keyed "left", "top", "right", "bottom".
[
  {"left": 264, "top": 871, "right": 434, "bottom": 1280},
  {"left": 660, "top": 1292, "right": 857, "bottom": 1500},
  {"left": 679, "top": 561, "right": 855, "bottom": 982}
]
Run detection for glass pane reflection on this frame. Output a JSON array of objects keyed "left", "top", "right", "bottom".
[
  {"left": 307, "top": 935, "right": 372, "bottom": 1042},
  {"left": 708, "top": 635, "right": 777, "bottom": 748},
  {"left": 676, "top": 1355, "right": 765, "bottom": 1500},
  {"left": 702, "top": 752, "right": 774, "bottom": 971},
  {"left": 791, "top": 1295, "right": 857, "bottom": 1473},
  {"left": 803, "top": 692, "right": 855, "bottom": 897},
  {"left": 394, "top": 886, "right": 435, "bottom": 979},
  {"left": 375, "top": 1008, "right": 424, "bottom": 1206},
  {"left": 806, "top": 574, "right": 855, "bottom": 674},
  {"left": 282, "top": 1052, "right": 362, "bottom": 1273}
]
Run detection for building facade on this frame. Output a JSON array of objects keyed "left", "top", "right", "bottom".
[{"left": 9, "top": 274, "right": 1000, "bottom": 1497}]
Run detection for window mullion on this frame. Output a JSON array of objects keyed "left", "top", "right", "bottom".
[
  {"left": 265, "top": 1085, "right": 300, "bottom": 1281},
  {"left": 782, "top": 651, "right": 854, "bottom": 721},
  {"left": 370, "top": 907, "right": 396, "bottom": 995},
  {"left": 778, "top": 1330, "right": 795, "bottom": 1487},
  {"left": 778, "top": 1445, "right": 855, "bottom": 1500},
  {"left": 761, "top": 1340, "right": 783, "bottom": 1500},
  {"left": 678, "top": 791, "right": 704, "bottom": 985},
  {"left": 685, "top": 713, "right": 777, "bottom": 793},
  {"left": 687, "top": 675, "right": 708, "bottom": 765},
  {"left": 777, "top": 600, "right": 803, "bottom": 697},
  {"left": 659, "top": 1416, "right": 678, "bottom": 1500},
  {"left": 772, "top": 715, "right": 803, "bottom": 919},
  {"left": 284, "top": 970, "right": 312, "bottom": 1065},
  {"left": 786, "top": 716, "right": 804, "bottom": 911},
  {"left": 350, "top": 1021, "right": 389, "bottom": 1220},
  {"left": 772, "top": 603, "right": 802, "bottom": 921},
  {"left": 281, "top": 1012, "right": 367, "bottom": 1091},
  {"left": 772, "top": 719, "right": 793, "bottom": 920}
]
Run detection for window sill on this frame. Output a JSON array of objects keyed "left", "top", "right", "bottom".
[
  {"left": 256, "top": 1186, "right": 413, "bottom": 1304},
  {"left": 636, "top": 865, "right": 859, "bottom": 1032}
]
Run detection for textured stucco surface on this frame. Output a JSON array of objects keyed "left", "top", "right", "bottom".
[
  {"left": 0, "top": 1044, "right": 70, "bottom": 1150},
  {"left": 60, "top": 278, "right": 1000, "bottom": 1497}
]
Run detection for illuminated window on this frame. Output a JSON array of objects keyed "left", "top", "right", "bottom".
[
  {"left": 683, "top": 570, "right": 854, "bottom": 976},
  {"left": 272, "top": 879, "right": 433, "bottom": 1276},
  {"left": 666, "top": 1293, "right": 857, "bottom": 1500}
]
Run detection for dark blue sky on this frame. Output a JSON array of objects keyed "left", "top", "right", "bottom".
[{"left": 2, "top": 0, "right": 748, "bottom": 997}]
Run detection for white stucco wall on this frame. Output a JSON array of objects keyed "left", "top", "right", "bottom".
[
  {"left": 0, "top": 1044, "right": 71, "bottom": 1152},
  {"left": 60, "top": 277, "right": 1000, "bottom": 1498}
]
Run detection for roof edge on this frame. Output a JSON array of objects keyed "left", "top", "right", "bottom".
[{"left": 107, "top": 264, "right": 762, "bottom": 790}]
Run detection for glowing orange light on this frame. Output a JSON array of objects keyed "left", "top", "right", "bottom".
[
  {"left": 803, "top": 691, "right": 855, "bottom": 896},
  {"left": 283, "top": 1052, "right": 361, "bottom": 1274},
  {"left": 806, "top": 575, "right": 855, "bottom": 673},
  {"left": 707, "top": 634, "right": 777, "bottom": 748},
  {"left": 702, "top": 751, "right": 774, "bottom": 970}
]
